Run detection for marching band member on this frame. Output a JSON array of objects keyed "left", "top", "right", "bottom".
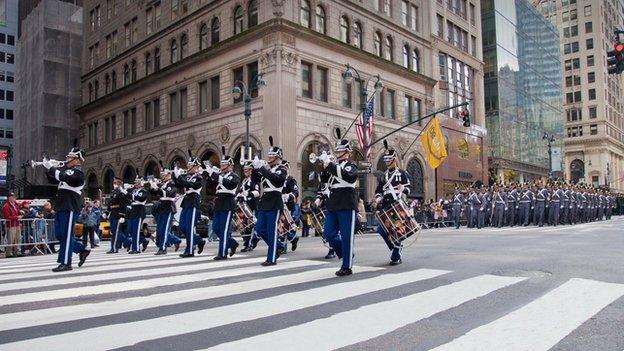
[
  {"left": 534, "top": 182, "right": 548, "bottom": 227},
  {"left": 237, "top": 160, "right": 260, "bottom": 252},
  {"left": 506, "top": 184, "right": 518, "bottom": 227},
  {"left": 107, "top": 176, "right": 132, "bottom": 253},
  {"left": 548, "top": 183, "right": 562, "bottom": 226},
  {"left": 518, "top": 183, "right": 534, "bottom": 226},
  {"left": 206, "top": 148, "right": 240, "bottom": 260},
  {"left": 451, "top": 187, "right": 464, "bottom": 229},
  {"left": 43, "top": 144, "right": 91, "bottom": 272},
  {"left": 492, "top": 185, "right": 507, "bottom": 228},
  {"left": 468, "top": 186, "right": 480, "bottom": 228},
  {"left": 314, "top": 169, "right": 336, "bottom": 259},
  {"left": 127, "top": 173, "right": 149, "bottom": 254},
  {"left": 373, "top": 143, "right": 410, "bottom": 265},
  {"left": 281, "top": 160, "right": 300, "bottom": 252},
  {"left": 173, "top": 151, "right": 207, "bottom": 257},
  {"left": 320, "top": 133, "right": 358, "bottom": 276},
  {"left": 149, "top": 169, "right": 178, "bottom": 255},
  {"left": 251, "top": 137, "right": 287, "bottom": 266},
  {"left": 561, "top": 184, "right": 571, "bottom": 224}
]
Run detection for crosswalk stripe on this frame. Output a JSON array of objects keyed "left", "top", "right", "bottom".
[
  {"left": 429, "top": 278, "right": 624, "bottom": 351},
  {"left": 206, "top": 274, "right": 526, "bottom": 351},
  {"left": 0, "top": 269, "right": 450, "bottom": 351},
  {"left": 0, "top": 253, "right": 241, "bottom": 280},
  {"left": 0, "top": 256, "right": 266, "bottom": 293},
  {"left": 0, "top": 259, "right": 313, "bottom": 307},
  {"left": 0, "top": 263, "right": 368, "bottom": 332}
]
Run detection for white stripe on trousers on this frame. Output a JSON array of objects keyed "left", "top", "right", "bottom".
[
  {"left": 161, "top": 214, "right": 171, "bottom": 251},
  {"left": 348, "top": 210, "right": 355, "bottom": 269},
  {"left": 222, "top": 211, "right": 232, "bottom": 256},
  {"left": 112, "top": 217, "right": 120, "bottom": 251},
  {"left": 272, "top": 210, "right": 280, "bottom": 262},
  {"left": 63, "top": 212, "right": 74, "bottom": 265},
  {"left": 189, "top": 208, "right": 196, "bottom": 251}
]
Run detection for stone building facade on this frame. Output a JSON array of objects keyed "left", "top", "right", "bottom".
[{"left": 78, "top": 0, "right": 486, "bottom": 202}]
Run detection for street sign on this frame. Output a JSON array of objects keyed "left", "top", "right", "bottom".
[
  {"left": 358, "top": 161, "right": 372, "bottom": 168},
  {"left": 357, "top": 168, "right": 372, "bottom": 174}
]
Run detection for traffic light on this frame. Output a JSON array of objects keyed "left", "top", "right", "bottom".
[
  {"left": 607, "top": 42, "right": 624, "bottom": 74},
  {"left": 460, "top": 110, "right": 471, "bottom": 127}
]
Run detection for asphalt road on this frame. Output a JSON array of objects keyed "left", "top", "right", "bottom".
[{"left": 0, "top": 217, "right": 622, "bottom": 351}]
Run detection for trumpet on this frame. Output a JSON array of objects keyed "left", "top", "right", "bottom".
[
  {"left": 308, "top": 152, "right": 335, "bottom": 164},
  {"left": 30, "top": 159, "right": 65, "bottom": 168}
]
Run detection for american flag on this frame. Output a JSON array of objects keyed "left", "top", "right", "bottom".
[{"left": 356, "top": 98, "right": 375, "bottom": 160}]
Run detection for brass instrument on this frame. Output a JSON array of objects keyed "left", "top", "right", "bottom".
[
  {"left": 30, "top": 159, "right": 66, "bottom": 168},
  {"left": 308, "top": 152, "right": 335, "bottom": 164}
]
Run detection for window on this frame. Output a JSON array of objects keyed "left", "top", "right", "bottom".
[
  {"left": 585, "top": 22, "right": 592, "bottom": 33},
  {"left": 169, "top": 92, "right": 179, "bottom": 122},
  {"left": 382, "top": 0, "right": 391, "bottom": 16},
  {"left": 353, "top": 22, "right": 362, "bottom": 48},
  {"left": 211, "top": 76, "right": 220, "bottom": 110},
  {"left": 0, "top": 34, "right": 4, "bottom": 44},
  {"left": 105, "top": 74, "right": 110, "bottom": 94},
  {"left": 123, "top": 110, "right": 130, "bottom": 137},
  {"left": 171, "top": 0, "right": 179, "bottom": 20},
  {"left": 586, "top": 38, "right": 593, "bottom": 50},
  {"left": 146, "top": 8, "right": 153, "bottom": 35},
  {"left": 565, "top": 76, "right": 572, "bottom": 87},
  {"left": 436, "top": 14, "right": 444, "bottom": 37},
  {"left": 384, "top": 36, "right": 393, "bottom": 61},
  {"left": 123, "top": 64, "right": 130, "bottom": 85},
  {"left": 107, "top": 0, "right": 113, "bottom": 19},
  {"left": 180, "top": 0, "right": 188, "bottom": 13},
  {"left": 180, "top": 34, "right": 188, "bottom": 59},
  {"left": 587, "top": 55, "right": 594, "bottom": 67},
  {"left": 589, "top": 88, "right": 596, "bottom": 100},
  {"left": 317, "top": 66, "right": 328, "bottom": 102},
  {"left": 130, "top": 60, "right": 137, "bottom": 82},
  {"left": 315, "top": 6, "right": 326, "bottom": 34},
  {"left": 469, "top": 3, "right": 475, "bottom": 25},
  {"left": 384, "top": 89, "right": 395, "bottom": 119},
  {"left": 154, "top": 48, "right": 161, "bottom": 71},
  {"left": 211, "top": 17, "right": 220, "bottom": 44},
  {"left": 301, "top": 1, "right": 311, "bottom": 28},
  {"left": 301, "top": 62, "right": 313, "bottom": 98},
  {"left": 570, "top": 9, "right": 577, "bottom": 20},
  {"left": 5, "top": 72, "right": 12, "bottom": 83},
  {"left": 342, "top": 80, "right": 352, "bottom": 108},
  {"left": 105, "top": 117, "right": 111, "bottom": 142},
  {"left": 131, "top": 108, "right": 137, "bottom": 135},
  {"left": 105, "top": 35, "right": 112, "bottom": 58},
  {"left": 170, "top": 39, "right": 178, "bottom": 63},
  {"left": 402, "top": 45, "right": 409, "bottom": 68},
  {"left": 404, "top": 95, "right": 412, "bottom": 123},
  {"left": 199, "top": 24, "right": 209, "bottom": 50},
  {"left": 584, "top": 5, "right": 591, "bottom": 17},
  {"left": 401, "top": 1, "right": 408, "bottom": 26},
  {"left": 232, "top": 66, "right": 244, "bottom": 103},
  {"left": 412, "top": 49, "right": 420, "bottom": 72},
  {"left": 154, "top": 2, "right": 161, "bottom": 29},
  {"left": 4, "top": 129, "right": 11, "bottom": 139},
  {"left": 112, "top": 70, "right": 117, "bottom": 90},
  {"left": 145, "top": 53, "right": 152, "bottom": 75},
  {"left": 234, "top": 6, "right": 244, "bottom": 34},
  {"left": 179, "top": 88, "right": 188, "bottom": 119},
  {"left": 6, "top": 109, "right": 12, "bottom": 120},
  {"left": 124, "top": 21, "right": 131, "bottom": 47},
  {"left": 590, "top": 124, "right": 597, "bottom": 135},
  {"left": 588, "top": 71, "right": 595, "bottom": 83},
  {"left": 247, "top": 61, "right": 259, "bottom": 98},
  {"left": 340, "top": 16, "right": 349, "bottom": 43},
  {"left": 199, "top": 81, "right": 208, "bottom": 113},
  {"left": 374, "top": 32, "right": 382, "bottom": 57},
  {"left": 471, "top": 35, "right": 477, "bottom": 56},
  {"left": 248, "top": 0, "right": 258, "bottom": 28},
  {"left": 589, "top": 106, "right": 597, "bottom": 119},
  {"left": 410, "top": 5, "right": 418, "bottom": 31},
  {"left": 93, "top": 82, "right": 98, "bottom": 100},
  {"left": 6, "top": 53, "right": 13, "bottom": 64},
  {"left": 153, "top": 99, "right": 160, "bottom": 127},
  {"left": 144, "top": 102, "right": 152, "bottom": 131}
]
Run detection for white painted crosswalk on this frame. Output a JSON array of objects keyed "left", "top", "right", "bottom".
[{"left": 0, "top": 248, "right": 622, "bottom": 351}]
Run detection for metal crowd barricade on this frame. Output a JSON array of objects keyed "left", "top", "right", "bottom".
[{"left": 0, "top": 218, "right": 58, "bottom": 257}]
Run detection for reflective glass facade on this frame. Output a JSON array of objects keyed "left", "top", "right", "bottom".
[{"left": 482, "top": 0, "right": 563, "bottom": 177}]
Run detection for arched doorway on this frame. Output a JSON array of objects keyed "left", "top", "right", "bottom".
[
  {"left": 376, "top": 156, "right": 387, "bottom": 173},
  {"left": 570, "top": 159, "right": 584, "bottom": 184},
  {"left": 300, "top": 141, "right": 325, "bottom": 199},
  {"left": 201, "top": 150, "right": 220, "bottom": 196},
  {"left": 103, "top": 168, "right": 115, "bottom": 194},
  {"left": 122, "top": 166, "right": 136, "bottom": 184},
  {"left": 87, "top": 173, "right": 99, "bottom": 200},
  {"left": 406, "top": 158, "right": 424, "bottom": 199},
  {"left": 144, "top": 160, "right": 160, "bottom": 179},
  {"left": 233, "top": 144, "right": 258, "bottom": 177}
]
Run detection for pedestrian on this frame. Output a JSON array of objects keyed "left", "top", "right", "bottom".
[
  {"left": 300, "top": 200, "right": 312, "bottom": 238},
  {"left": 2, "top": 193, "right": 23, "bottom": 258},
  {"left": 79, "top": 203, "right": 99, "bottom": 248}
]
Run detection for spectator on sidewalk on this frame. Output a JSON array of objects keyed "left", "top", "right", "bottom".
[
  {"left": 300, "top": 200, "right": 312, "bottom": 237},
  {"left": 2, "top": 193, "right": 23, "bottom": 258},
  {"left": 79, "top": 203, "right": 99, "bottom": 248}
]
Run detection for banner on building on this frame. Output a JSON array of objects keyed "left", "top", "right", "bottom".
[
  {"left": 0, "top": 148, "right": 8, "bottom": 186},
  {"left": 420, "top": 116, "right": 447, "bottom": 169},
  {"left": 551, "top": 147, "right": 562, "bottom": 172}
]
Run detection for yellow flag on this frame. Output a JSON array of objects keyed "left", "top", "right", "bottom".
[{"left": 420, "top": 116, "right": 447, "bottom": 169}]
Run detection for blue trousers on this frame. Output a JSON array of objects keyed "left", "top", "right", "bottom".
[
  {"left": 55, "top": 210, "right": 85, "bottom": 265},
  {"left": 212, "top": 210, "right": 237, "bottom": 257},
  {"left": 549, "top": 203, "right": 560, "bottom": 226},
  {"left": 451, "top": 205, "right": 461, "bottom": 228},
  {"left": 494, "top": 203, "right": 505, "bottom": 227},
  {"left": 534, "top": 202, "right": 545, "bottom": 226},
  {"left": 109, "top": 216, "right": 131, "bottom": 251},
  {"left": 256, "top": 210, "right": 283, "bottom": 263},
  {"left": 156, "top": 212, "right": 174, "bottom": 251},
  {"left": 519, "top": 202, "right": 531, "bottom": 225},
  {"left": 166, "top": 232, "right": 182, "bottom": 246},
  {"left": 469, "top": 207, "right": 479, "bottom": 228},
  {"left": 377, "top": 225, "right": 401, "bottom": 262},
  {"left": 128, "top": 217, "right": 147, "bottom": 252},
  {"left": 179, "top": 207, "right": 202, "bottom": 255},
  {"left": 324, "top": 210, "right": 356, "bottom": 270}
]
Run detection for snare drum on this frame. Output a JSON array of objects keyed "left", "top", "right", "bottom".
[
  {"left": 310, "top": 207, "right": 326, "bottom": 236},
  {"left": 375, "top": 200, "right": 420, "bottom": 245},
  {"left": 277, "top": 207, "right": 298, "bottom": 238},
  {"left": 233, "top": 202, "right": 256, "bottom": 233}
]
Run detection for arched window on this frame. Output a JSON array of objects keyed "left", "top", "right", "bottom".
[
  {"left": 123, "top": 64, "right": 130, "bottom": 85},
  {"left": 353, "top": 21, "right": 362, "bottom": 48},
  {"left": 122, "top": 165, "right": 136, "bottom": 184},
  {"left": 234, "top": 6, "right": 244, "bottom": 34},
  {"left": 211, "top": 17, "right": 220, "bottom": 44},
  {"left": 199, "top": 24, "right": 209, "bottom": 50},
  {"left": 570, "top": 159, "right": 585, "bottom": 183},
  {"left": 301, "top": 141, "right": 324, "bottom": 198},
  {"left": 130, "top": 59, "right": 137, "bottom": 82},
  {"left": 384, "top": 36, "right": 393, "bottom": 61},
  {"left": 315, "top": 5, "right": 325, "bottom": 34},
  {"left": 169, "top": 156, "right": 186, "bottom": 170},
  {"left": 105, "top": 74, "right": 110, "bottom": 94},
  {"left": 111, "top": 70, "right": 117, "bottom": 90},
  {"left": 412, "top": 49, "right": 420, "bottom": 72},
  {"left": 154, "top": 47, "right": 161, "bottom": 71},
  {"left": 180, "top": 34, "right": 188, "bottom": 59},
  {"left": 300, "top": 0, "right": 311, "bottom": 28},
  {"left": 145, "top": 52, "right": 152, "bottom": 76},
  {"left": 406, "top": 158, "right": 424, "bottom": 198},
  {"left": 94, "top": 80, "right": 99, "bottom": 99},
  {"left": 248, "top": 0, "right": 258, "bottom": 28},
  {"left": 339, "top": 16, "right": 350, "bottom": 43},
  {"left": 144, "top": 160, "right": 160, "bottom": 178},
  {"left": 87, "top": 173, "right": 99, "bottom": 200},
  {"left": 374, "top": 31, "right": 382, "bottom": 57},
  {"left": 103, "top": 168, "right": 115, "bottom": 195},
  {"left": 88, "top": 83, "right": 93, "bottom": 102},
  {"left": 170, "top": 39, "right": 178, "bottom": 63},
  {"left": 402, "top": 45, "right": 409, "bottom": 68}
]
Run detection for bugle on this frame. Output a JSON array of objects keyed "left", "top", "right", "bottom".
[
  {"left": 30, "top": 159, "right": 66, "bottom": 168},
  {"left": 308, "top": 152, "right": 335, "bottom": 164}
]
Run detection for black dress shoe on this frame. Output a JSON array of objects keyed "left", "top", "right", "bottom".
[
  {"left": 179, "top": 253, "right": 195, "bottom": 258},
  {"left": 128, "top": 250, "right": 140, "bottom": 254},
  {"left": 261, "top": 261, "right": 276, "bottom": 266},
  {"left": 290, "top": 237, "right": 299, "bottom": 252},
  {"left": 174, "top": 242, "right": 181, "bottom": 252},
  {"left": 78, "top": 249, "right": 91, "bottom": 267},
  {"left": 154, "top": 250, "right": 167, "bottom": 255},
  {"left": 213, "top": 255, "right": 227, "bottom": 261},
  {"left": 275, "top": 247, "right": 285, "bottom": 260},
  {"left": 52, "top": 264, "right": 73, "bottom": 272},
  {"left": 389, "top": 259, "right": 402, "bottom": 266},
  {"left": 197, "top": 239, "right": 206, "bottom": 255},
  {"left": 335, "top": 268, "right": 353, "bottom": 276},
  {"left": 250, "top": 238, "right": 259, "bottom": 250},
  {"left": 324, "top": 253, "right": 336, "bottom": 259},
  {"left": 141, "top": 240, "right": 149, "bottom": 252},
  {"left": 229, "top": 242, "right": 239, "bottom": 257},
  {"left": 241, "top": 246, "right": 250, "bottom": 252}
]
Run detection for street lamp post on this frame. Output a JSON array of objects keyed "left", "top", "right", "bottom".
[
  {"left": 232, "top": 73, "right": 267, "bottom": 160},
  {"left": 542, "top": 132, "right": 555, "bottom": 179}
]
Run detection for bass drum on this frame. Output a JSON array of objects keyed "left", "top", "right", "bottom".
[
  {"left": 375, "top": 199, "right": 421, "bottom": 246},
  {"left": 232, "top": 202, "right": 256, "bottom": 233},
  {"left": 277, "top": 207, "right": 298, "bottom": 238}
]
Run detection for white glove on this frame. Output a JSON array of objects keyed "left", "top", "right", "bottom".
[
  {"left": 205, "top": 166, "right": 214, "bottom": 176},
  {"left": 318, "top": 151, "right": 330, "bottom": 167},
  {"left": 252, "top": 157, "right": 264, "bottom": 169},
  {"left": 282, "top": 194, "right": 290, "bottom": 202},
  {"left": 212, "top": 166, "right": 221, "bottom": 175},
  {"left": 118, "top": 217, "right": 125, "bottom": 224},
  {"left": 314, "top": 199, "right": 322, "bottom": 208},
  {"left": 173, "top": 167, "right": 184, "bottom": 177},
  {"left": 42, "top": 159, "right": 54, "bottom": 169}
]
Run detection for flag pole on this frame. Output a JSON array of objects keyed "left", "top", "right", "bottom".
[{"left": 344, "top": 94, "right": 375, "bottom": 136}]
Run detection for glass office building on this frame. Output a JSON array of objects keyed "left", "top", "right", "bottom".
[{"left": 482, "top": 0, "right": 564, "bottom": 182}]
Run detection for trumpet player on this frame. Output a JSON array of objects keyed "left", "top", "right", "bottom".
[
  {"left": 237, "top": 160, "right": 260, "bottom": 252},
  {"left": 373, "top": 145, "right": 411, "bottom": 266},
  {"left": 251, "top": 137, "right": 287, "bottom": 266},
  {"left": 127, "top": 173, "right": 150, "bottom": 254},
  {"left": 42, "top": 145, "right": 91, "bottom": 272},
  {"left": 149, "top": 170, "right": 179, "bottom": 255},
  {"left": 173, "top": 152, "right": 207, "bottom": 257},
  {"left": 107, "top": 177, "right": 133, "bottom": 253},
  {"left": 206, "top": 149, "right": 240, "bottom": 260},
  {"left": 319, "top": 135, "right": 358, "bottom": 276},
  {"left": 280, "top": 160, "right": 300, "bottom": 252}
]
